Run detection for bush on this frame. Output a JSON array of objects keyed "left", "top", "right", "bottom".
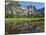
[
  {"left": 5, "top": 13, "right": 44, "bottom": 18},
  {"left": 31, "top": 14, "right": 44, "bottom": 18}
]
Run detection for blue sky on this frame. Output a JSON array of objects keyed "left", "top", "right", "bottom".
[{"left": 19, "top": 1, "right": 44, "bottom": 9}]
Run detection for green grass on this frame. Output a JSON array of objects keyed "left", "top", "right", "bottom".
[{"left": 5, "top": 18, "right": 44, "bottom": 23}]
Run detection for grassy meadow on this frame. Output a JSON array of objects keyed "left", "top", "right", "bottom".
[{"left": 5, "top": 18, "right": 44, "bottom": 23}]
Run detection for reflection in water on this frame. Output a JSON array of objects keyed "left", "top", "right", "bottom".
[{"left": 5, "top": 22, "right": 41, "bottom": 34}]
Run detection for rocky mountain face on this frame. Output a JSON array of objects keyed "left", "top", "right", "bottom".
[
  {"left": 29, "top": 6, "right": 44, "bottom": 15},
  {"left": 37, "top": 7, "right": 44, "bottom": 14},
  {"left": 28, "top": 5, "right": 44, "bottom": 14},
  {"left": 5, "top": 2, "right": 44, "bottom": 15}
]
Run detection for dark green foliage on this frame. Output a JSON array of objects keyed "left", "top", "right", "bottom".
[
  {"left": 5, "top": 14, "right": 44, "bottom": 18},
  {"left": 31, "top": 14, "right": 44, "bottom": 18}
]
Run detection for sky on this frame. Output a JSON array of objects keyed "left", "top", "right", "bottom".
[
  {"left": 14, "top": 0, "right": 44, "bottom": 2},
  {"left": 19, "top": 1, "right": 44, "bottom": 9}
]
